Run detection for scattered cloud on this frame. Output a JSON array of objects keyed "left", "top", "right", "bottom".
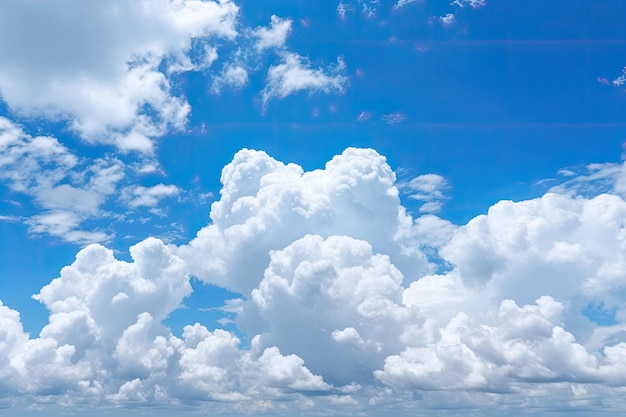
[
  {"left": 261, "top": 53, "right": 348, "bottom": 107},
  {"left": 0, "top": 117, "right": 123, "bottom": 243},
  {"left": 398, "top": 173, "right": 449, "bottom": 213},
  {"left": 337, "top": 2, "right": 353, "bottom": 19},
  {"left": 121, "top": 184, "right": 181, "bottom": 209},
  {"left": 382, "top": 112, "right": 406, "bottom": 124},
  {"left": 357, "top": 111, "right": 372, "bottom": 121},
  {"left": 212, "top": 65, "right": 250, "bottom": 93},
  {"left": 452, "top": 0, "right": 487, "bottom": 8},
  {"left": 253, "top": 15, "right": 293, "bottom": 52},
  {"left": 612, "top": 67, "right": 626, "bottom": 87},
  {"left": 440, "top": 13, "right": 456, "bottom": 26},
  {"left": 393, "top": 0, "right": 420, "bottom": 10}
]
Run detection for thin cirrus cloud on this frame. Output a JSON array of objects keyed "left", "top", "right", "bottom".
[{"left": 2, "top": 148, "right": 626, "bottom": 413}]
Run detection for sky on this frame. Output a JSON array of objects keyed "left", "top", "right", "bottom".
[{"left": 2, "top": 0, "right": 626, "bottom": 415}]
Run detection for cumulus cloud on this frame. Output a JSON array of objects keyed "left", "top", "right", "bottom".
[
  {"left": 242, "top": 234, "right": 426, "bottom": 386},
  {"left": 7, "top": 147, "right": 626, "bottom": 414},
  {"left": 377, "top": 296, "right": 626, "bottom": 393},
  {"left": 261, "top": 53, "right": 348, "bottom": 107},
  {"left": 0, "top": 0, "right": 239, "bottom": 152},
  {"left": 177, "top": 147, "right": 436, "bottom": 296}
]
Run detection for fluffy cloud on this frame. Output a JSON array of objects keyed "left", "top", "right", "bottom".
[
  {"left": 7, "top": 147, "right": 626, "bottom": 414},
  {"left": 261, "top": 53, "right": 348, "bottom": 107},
  {"left": 0, "top": 0, "right": 239, "bottom": 152},
  {"left": 211, "top": 65, "right": 250, "bottom": 93},
  {"left": 178, "top": 147, "right": 437, "bottom": 296},
  {"left": 253, "top": 15, "right": 292, "bottom": 52},
  {"left": 241, "top": 234, "right": 428, "bottom": 386},
  {"left": 0, "top": 237, "right": 333, "bottom": 410},
  {"left": 377, "top": 296, "right": 622, "bottom": 390}
]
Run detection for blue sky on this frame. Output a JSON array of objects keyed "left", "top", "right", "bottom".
[{"left": 2, "top": 0, "right": 626, "bottom": 415}]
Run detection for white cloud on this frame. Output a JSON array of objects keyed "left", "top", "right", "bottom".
[
  {"left": 376, "top": 296, "right": 626, "bottom": 393},
  {"left": 452, "top": 0, "right": 486, "bottom": 8},
  {"left": 242, "top": 234, "right": 426, "bottom": 386},
  {"left": 261, "top": 53, "right": 348, "bottom": 107},
  {"left": 0, "top": 117, "right": 124, "bottom": 243},
  {"left": 613, "top": 67, "right": 626, "bottom": 86},
  {"left": 337, "top": 2, "right": 353, "bottom": 19},
  {"left": 122, "top": 184, "right": 181, "bottom": 208},
  {"left": 178, "top": 147, "right": 434, "bottom": 296},
  {"left": 398, "top": 173, "right": 449, "bottom": 213},
  {"left": 253, "top": 15, "right": 292, "bottom": 52},
  {"left": 0, "top": 237, "right": 333, "bottom": 409},
  {"left": 393, "top": 0, "right": 420, "bottom": 10},
  {"left": 440, "top": 13, "right": 456, "bottom": 26},
  {"left": 212, "top": 65, "right": 250, "bottom": 93},
  {"left": 8, "top": 148, "right": 626, "bottom": 413},
  {"left": 0, "top": 0, "right": 239, "bottom": 152}
]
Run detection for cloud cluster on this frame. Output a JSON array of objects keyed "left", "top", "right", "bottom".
[
  {"left": 0, "top": 118, "right": 182, "bottom": 243},
  {"left": 0, "top": 117, "right": 123, "bottom": 243},
  {"left": 5, "top": 147, "right": 626, "bottom": 415},
  {"left": 0, "top": 0, "right": 239, "bottom": 152}
]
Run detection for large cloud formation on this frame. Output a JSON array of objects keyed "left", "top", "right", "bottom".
[{"left": 4, "top": 148, "right": 626, "bottom": 415}]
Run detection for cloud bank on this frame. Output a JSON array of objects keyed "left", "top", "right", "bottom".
[{"left": 3, "top": 147, "right": 626, "bottom": 415}]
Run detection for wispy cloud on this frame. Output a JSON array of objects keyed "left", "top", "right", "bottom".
[{"left": 261, "top": 53, "right": 347, "bottom": 107}]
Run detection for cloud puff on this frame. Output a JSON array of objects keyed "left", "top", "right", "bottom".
[
  {"left": 0, "top": 237, "right": 332, "bottom": 410},
  {"left": 0, "top": 0, "right": 239, "bottom": 152},
  {"left": 212, "top": 65, "right": 250, "bottom": 93},
  {"left": 178, "top": 147, "right": 436, "bottom": 296},
  {"left": 261, "top": 53, "right": 348, "bottom": 107},
  {"left": 241, "top": 234, "right": 427, "bottom": 386},
  {"left": 376, "top": 296, "right": 626, "bottom": 393},
  {"left": 253, "top": 15, "right": 292, "bottom": 52}
]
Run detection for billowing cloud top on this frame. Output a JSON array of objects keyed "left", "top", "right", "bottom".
[{"left": 3, "top": 147, "right": 626, "bottom": 415}]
